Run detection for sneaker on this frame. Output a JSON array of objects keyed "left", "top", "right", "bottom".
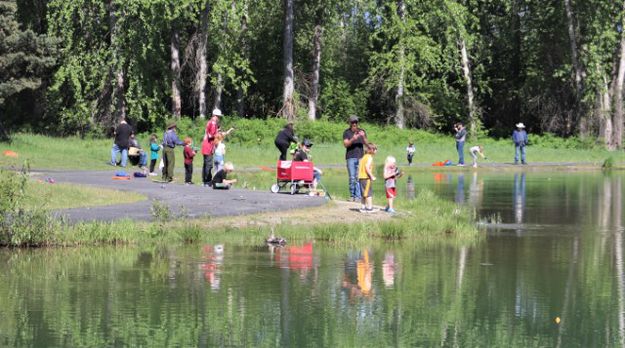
[
  {"left": 472, "top": 164, "right": 477, "bottom": 168},
  {"left": 149, "top": 172, "right": 158, "bottom": 176},
  {"left": 384, "top": 206, "right": 389, "bottom": 212},
  {"left": 387, "top": 208, "right": 396, "bottom": 214},
  {"left": 457, "top": 164, "right": 464, "bottom": 167},
  {"left": 522, "top": 162, "right": 528, "bottom": 165}
]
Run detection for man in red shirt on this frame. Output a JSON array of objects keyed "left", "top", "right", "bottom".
[{"left": 201, "top": 109, "right": 221, "bottom": 186}]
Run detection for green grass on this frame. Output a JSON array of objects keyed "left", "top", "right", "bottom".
[
  {"left": 24, "top": 180, "right": 146, "bottom": 210},
  {"left": 1, "top": 132, "right": 623, "bottom": 171}
]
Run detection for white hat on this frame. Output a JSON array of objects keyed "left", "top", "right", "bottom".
[
  {"left": 212, "top": 108, "right": 222, "bottom": 116},
  {"left": 516, "top": 122, "right": 525, "bottom": 128}
]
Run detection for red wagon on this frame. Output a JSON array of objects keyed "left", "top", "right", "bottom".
[{"left": 270, "top": 160, "right": 314, "bottom": 194}]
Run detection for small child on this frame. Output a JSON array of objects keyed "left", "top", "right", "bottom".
[
  {"left": 149, "top": 133, "right": 161, "bottom": 176},
  {"left": 383, "top": 156, "right": 402, "bottom": 214},
  {"left": 469, "top": 145, "right": 487, "bottom": 168},
  {"left": 183, "top": 137, "right": 196, "bottom": 184},
  {"left": 212, "top": 162, "right": 237, "bottom": 189},
  {"left": 358, "top": 143, "right": 377, "bottom": 213},
  {"left": 406, "top": 142, "right": 416, "bottom": 166},
  {"left": 213, "top": 133, "right": 226, "bottom": 173}
]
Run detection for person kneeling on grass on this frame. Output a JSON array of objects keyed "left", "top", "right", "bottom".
[{"left": 212, "top": 162, "right": 237, "bottom": 189}]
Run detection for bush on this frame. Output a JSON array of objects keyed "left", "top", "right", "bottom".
[{"left": 0, "top": 169, "right": 59, "bottom": 247}]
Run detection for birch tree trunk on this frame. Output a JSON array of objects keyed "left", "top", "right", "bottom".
[
  {"left": 109, "top": 0, "right": 126, "bottom": 122},
  {"left": 281, "top": 0, "right": 295, "bottom": 121},
  {"left": 599, "top": 74, "right": 613, "bottom": 146},
  {"left": 308, "top": 22, "right": 322, "bottom": 121},
  {"left": 171, "top": 28, "right": 182, "bottom": 119},
  {"left": 213, "top": 73, "right": 223, "bottom": 110},
  {"left": 563, "top": 0, "right": 585, "bottom": 136},
  {"left": 197, "top": 1, "right": 210, "bottom": 119},
  {"left": 612, "top": 17, "right": 625, "bottom": 150},
  {"left": 394, "top": 0, "right": 406, "bottom": 129},
  {"left": 460, "top": 38, "right": 477, "bottom": 139},
  {"left": 237, "top": 7, "right": 249, "bottom": 117}
]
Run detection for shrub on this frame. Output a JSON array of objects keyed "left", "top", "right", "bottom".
[{"left": 0, "top": 169, "right": 59, "bottom": 247}]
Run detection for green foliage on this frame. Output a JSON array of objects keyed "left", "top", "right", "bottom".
[{"left": 0, "top": 168, "right": 60, "bottom": 246}]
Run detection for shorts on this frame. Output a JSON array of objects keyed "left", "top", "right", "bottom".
[
  {"left": 359, "top": 179, "right": 373, "bottom": 198},
  {"left": 385, "top": 187, "right": 396, "bottom": 199}
]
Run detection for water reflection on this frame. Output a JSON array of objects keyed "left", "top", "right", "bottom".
[
  {"left": 513, "top": 172, "right": 526, "bottom": 225},
  {"left": 200, "top": 244, "right": 224, "bottom": 290},
  {"left": 406, "top": 175, "right": 415, "bottom": 200},
  {"left": 455, "top": 173, "right": 465, "bottom": 204},
  {"left": 382, "top": 252, "right": 396, "bottom": 288},
  {"left": 342, "top": 250, "right": 374, "bottom": 299},
  {"left": 468, "top": 172, "right": 484, "bottom": 206}
]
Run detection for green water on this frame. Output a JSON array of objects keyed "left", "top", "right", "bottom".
[{"left": 1, "top": 171, "right": 624, "bottom": 347}]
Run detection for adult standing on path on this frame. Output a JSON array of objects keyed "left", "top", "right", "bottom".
[
  {"left": 110, "top": 117, "right": 132, "bottom": 167},
  {"left": 201, "top": 108, "right": 222, "bottom": 186},
  {"left": 454, "top": 122, "right": 467, "bottom": 167},
  {"left": 343, "top": 115, "right": 368, "bottom": 202},
  {"left": 513, "top": 122, "right": 528, "bottom": 165},
  {"left": 274, "top": 123, "right": 297, "bottom": 161},
  {"left": 162, "top": 122, "right": 185, "bottom": 182}
]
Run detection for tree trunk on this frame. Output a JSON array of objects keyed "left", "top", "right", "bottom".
[
  {"left": 599, "top": 74, "right": 613, "bottom": 147},
  {"left": 237, "top": 6, "right": 249, "bottom": 117},
  {"left": 308, "top": 22, "right": 322, "bottom": 121},
  {"left": 394, "top": 0, "right": 406, "bottom": 129},
  {"left": 213, "top": 73, "right": 223, "bottom": 110},
  {"left": 563, "top": 0, "right": 585, "bottom": 136},
  {"left": 197, "top": 1, "right": 210, "bottom": 119},
  {"left": 109, "top": 0, "right": 126, "bottom": 122},
  {"left": 460, "top": 38, "right": 477, "bottom": 139},
  {"left": 613, "top": 17, "right": 625, "bottom": 150},
  {"left": 281, "top": 0, "right": 295, "bottom": 121},
  {"left": 171, "top": 28, "right": 182, "bottom": 119}
]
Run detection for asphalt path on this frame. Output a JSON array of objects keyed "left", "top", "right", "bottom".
[{"left": 33, "top": 170, "right": 326, "bottom": 223}]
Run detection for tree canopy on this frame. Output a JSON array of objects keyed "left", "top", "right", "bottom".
[{"left": 2, "top": 0, "right": 625, "bottom": 148}]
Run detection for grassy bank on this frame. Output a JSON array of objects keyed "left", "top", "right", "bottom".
[
  {"left": 1, "top": 125, "right": 623, "bottom": 171},
  {"left": 0, "top": 168, "right": 480, "bottom": 247}
]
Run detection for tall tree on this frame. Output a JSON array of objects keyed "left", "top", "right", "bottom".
[
  {"left": 171, "top": 28, "right": 182, "bottom": 119},
  {"left": 307, "top": 3, "right": 324, "bottom": 121},
  {"left": 281, "top": 0, "right": 295, "bottom": 121}
]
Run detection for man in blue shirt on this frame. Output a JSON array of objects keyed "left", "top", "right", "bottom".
[{"left": 512, "top": 122, "right": 528, "bottom": 165}]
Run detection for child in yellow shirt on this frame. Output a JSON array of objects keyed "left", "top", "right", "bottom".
[{"left": 358, "top": 143, "right": 377, "bottom": 213}]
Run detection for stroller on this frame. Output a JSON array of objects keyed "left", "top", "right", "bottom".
[{"left": 270, "top": 160, "right": 314, "bottom": 195}]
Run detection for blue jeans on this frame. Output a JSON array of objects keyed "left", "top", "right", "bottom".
[
  {"left": 456, "top": 141, "right": 465, "bottom": 165},
  {"left": 111, "top": 144, "right": 128, "bottom": 167},
  {"left": 346, "top": 158, "right": 361, "bottom": 199},
  {"left": 515, "top": 145, "right": 526, "bottom": 163},
  {"left": 139, "top": 152, "right": 147, "bottom": 167},
  {"left": 214, "top": 155, "right": 224, "bottom": 172}
]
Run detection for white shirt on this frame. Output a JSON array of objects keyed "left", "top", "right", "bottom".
[{"left": 215, "top": 142, "right": 225, "bottom": 156}]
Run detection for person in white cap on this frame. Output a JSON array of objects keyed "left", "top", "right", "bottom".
[{"left": 512, "top": 122, "right": 528, "bottom": 165}]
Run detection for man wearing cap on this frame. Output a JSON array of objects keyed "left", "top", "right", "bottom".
[
  {"left": 201, "top": 109, "right": 222, "bottom": 186},
  {"left": 343, "top": 115, "right": 368, "bottom": 201},
  {"left": 162, "top": 121, "right": 185, "bottom": 182},
  {"left": 512, "top": 122, "right": 528, "bottom": 165},
  {"left": 110, "top": 117, "right": 132, "bottom": 167}
]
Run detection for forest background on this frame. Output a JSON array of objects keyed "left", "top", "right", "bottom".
[{"left": 2, "top": 0, "right": 625, "bottom": 150}]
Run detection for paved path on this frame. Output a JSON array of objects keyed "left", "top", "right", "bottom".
[{"left": 33, "top": 170, "right": 326, "bottom": 223}]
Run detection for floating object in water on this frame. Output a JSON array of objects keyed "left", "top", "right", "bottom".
[
  {"left": 266, "top": 236, "right": 286, "bottom": 246},
  {"left": 2, "top": 150, "right": 18, "bottom": 158},
  {"left": 554, "top": 317, "right": 560, "bottom": 324}
]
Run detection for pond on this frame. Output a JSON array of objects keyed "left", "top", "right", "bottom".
[{"left": 0, "top": 171, "right": 623, "bottom": 347}]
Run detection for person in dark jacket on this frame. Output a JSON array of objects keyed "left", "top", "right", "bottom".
[
  {"left": 110, "top": 118, "right": 132, "bottom": 167},
  {"left": 343, "top": 115, "right": 368, "bottom": 201},
  {"left": 512, "top": 122, "right": 529, "bottom": 165},
  {"left": 274, "top": 123, "right": 297, "bottom": 161},
  {"left": 453, "top": 122, "right": 467, "bottom": 166},
  {"left": 161, "top": 122, "right": 185, "bottom": 182}
]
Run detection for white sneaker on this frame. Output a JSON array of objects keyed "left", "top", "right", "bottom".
[
  {"left": 149, "top": 172, "right": 158, "bottom": 176},
  {"left": 472, "top": 164, "right": 477, "bottom": 168},
  {"left": 457, "top": 164, "right": 465, "bottom": 167}
]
